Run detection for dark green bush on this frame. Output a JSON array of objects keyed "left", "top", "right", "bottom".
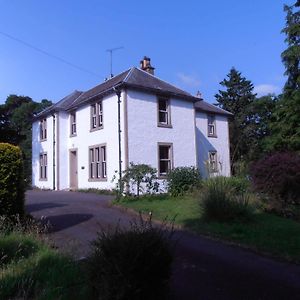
[
  {"left": 167, "top": 166, "right": 201, "bottom": 196},
  {"left": 200, "top": 177, "right": 254, "bottom": 222},
  {"left": 0, "top": 143, "right": 25, "bottom": 217},
  {"left": 250, "top": 152, "right": 300, "bottom": 205},
  {"left": 87, "top": 218, "right": 174, "bottom": 300}
]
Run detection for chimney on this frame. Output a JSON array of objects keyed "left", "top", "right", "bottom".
[{"left": 140, "top": 56, "right": 155, "bottom": 75}]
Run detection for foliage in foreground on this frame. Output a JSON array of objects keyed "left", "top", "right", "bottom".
[
  {"left": 167, "top": 166, "right": 201, "bottom": 197},
  {"left": 199, "top": 177, "right": 254, "bottom": 222},
  {"left": 0, "top": 143, "right": 25, "bottom": 217},
  {"left": 0, "top": 232, "right": 89, "bottom": 300},
  {"left": 87, "top": 217, "right": 174, "bottom": 300}
]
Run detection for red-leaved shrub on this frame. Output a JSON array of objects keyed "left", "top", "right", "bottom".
[{"left": 250, "top": 152, "right": 300, "bottom": 205}]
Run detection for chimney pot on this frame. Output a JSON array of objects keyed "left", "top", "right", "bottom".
[{"left": 140, "top": 56, "right": 155, "bottom": 75}]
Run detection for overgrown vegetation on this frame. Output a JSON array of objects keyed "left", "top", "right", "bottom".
[
  {"left": 0, "top": 143, "right": 25, "bottom": 217},
  {"left": 120, "top": 163, "right": 160, "bottom": 197},
  {"left": 167, "top": 166, "right": 201, "bottom": 196},
  {"left": 200, "top": 177, "right": 254, "bottom": 223},
  {"left": 116, "top": 188, "right": 300, "bottom": 262},
  {"left": 87, "top": 217, "right": 174, "bottom": 300},
  {"left": 0, "top": 218, "right": 90, "bottom": 300},
  {"left": 250, "top": 152, "right": 300, "bottom": 219}
]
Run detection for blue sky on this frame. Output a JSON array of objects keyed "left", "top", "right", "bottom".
[{"left": 0, "top": 0, "right": 294, "bottom": 104}]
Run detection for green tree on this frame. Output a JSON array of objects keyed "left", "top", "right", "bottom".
[
  {"left": 215, "top": 68, "right": 256, "bottom": 173},
  {"left": 264, "top": 2, "right": 300, "bottom": 151},
  {"left": 0, "top": 95, "right": 52, "bottom": 184},
  {"left": 281, "top": 1, "right": 300, "bottom": 93}
]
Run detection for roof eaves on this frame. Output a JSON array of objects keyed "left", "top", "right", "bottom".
[{"left": 123, "top": 82, "right": 199, "bottom": 102}]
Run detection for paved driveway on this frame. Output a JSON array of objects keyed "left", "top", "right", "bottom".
[{"left": 26, "top": 190, "right": 300, "bottom": 300}]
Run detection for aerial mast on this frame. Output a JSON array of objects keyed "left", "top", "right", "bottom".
[{"left": 106, "top": 46, "right": 124, "bottom": 78}]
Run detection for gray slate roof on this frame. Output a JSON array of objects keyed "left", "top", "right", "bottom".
[
  {"left": 35, "top": 67, "right": 231, "bottom": 118},
  {"left": 194, "top": 100, "right": 232, "bottom": 116}
]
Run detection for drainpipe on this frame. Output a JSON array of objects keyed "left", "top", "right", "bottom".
[
  {"left": 113, "top": 86, "right": 122, "bottom": 195},
  {"left": 52, "top": 114, "right": 56, "bottom": 190}
]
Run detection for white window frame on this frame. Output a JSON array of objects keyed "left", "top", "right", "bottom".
[
  {"left": 70, "top": 112, "right": 77, "bottom": 136},
  {"left": 39, "top": 152, "right": 47, "bottom": 180},
  {"left": 207, "top": 114, "right": 217, "bottom": 137},
  {"left": 209, "top": 151, "right": 218, "bottom": 173},
  {"left": 158, "top": 143, "right": 173, "bottom": 177},
  {"left": 91, "top": 101, "right": 103, "bottom": 130},
  {"left": 40, "top": 118, "right": 47, "bottom": 141},
  {"left": 157, "top": 98, "right": 171, "bottom": 127}
]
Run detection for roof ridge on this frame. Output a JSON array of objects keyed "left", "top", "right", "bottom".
[
  {"left": 123, "top": 67, "right": 134, "bottom": 83},
  {"left": 132, "top": 67, "right": 194, "bottom": 97}
]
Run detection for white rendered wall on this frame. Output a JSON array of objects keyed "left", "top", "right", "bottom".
[
  {"left": 126, "top": 89, "right": 197, "bottom": 192},
  {"left": 65, "top": 93, "right": 125, "bottom": 190},
  {"left": 32, "top": 116, "right": 54, "bottom": 189},
  {"left": 57, "top": 112, "right": 69, "bottom": 190},
  {"left": 195, "top": 112, "right": 231, "bottom": 177}
]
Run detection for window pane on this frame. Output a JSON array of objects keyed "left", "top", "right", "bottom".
[
  {"left": 159, "top": 99, "right": 167, "bottom": 111},
  {"left": 159, "top": 146, "right": 169, "bottom": 159},
  {"left": 159, "top": 111, "right": 167, "bottom": 123},
  {"left": 160, "top": 161, "right": 169, "bottom": 175}
]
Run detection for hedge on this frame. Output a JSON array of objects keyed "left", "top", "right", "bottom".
[{"left": 0, "top": 143, "right": 25, "bottom": 217}]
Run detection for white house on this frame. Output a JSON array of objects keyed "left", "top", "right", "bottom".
[{"left": 32, "top": 57, "right": 231, "bottom": 191}]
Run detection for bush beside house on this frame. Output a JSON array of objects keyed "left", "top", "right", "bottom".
[{"left": 0, "top": 143, "right": 25, "bottom": 217}]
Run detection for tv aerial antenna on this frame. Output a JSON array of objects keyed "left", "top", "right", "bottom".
[{"left": 106, "top": 46, "right": 124, "bottom": 78}]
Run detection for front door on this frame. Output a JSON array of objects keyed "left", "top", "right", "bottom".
[{"left": 69, "top": 150, "right": 78, "bottom": 190}]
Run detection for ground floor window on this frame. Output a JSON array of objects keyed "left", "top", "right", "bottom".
[
  {"left": 158, "top": 143, "right": 173, "bottom": 177},
  {"left": 209, "top": 151, "right": 218, "bottom": 173},
  {"left": 39, "top": 153, "right": 47, "bottom": 180},
  {"left": 89, "top": 144, "right": 107, "bottom": 180}
]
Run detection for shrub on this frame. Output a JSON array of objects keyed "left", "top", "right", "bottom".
[
  {"left": 122, "top": 163, "right": 160, "bottom": 197},
  {"left": 87, "top": 218, "right": 174, "bottom": 300},
  {"left": 0, "top": 143, "right": 25, "bottom": 217},
  {"left": 200, "top": 177, "right": 254, "bottom": 222},
  {"left": 167, "top": 166, "right": 201, "bottom": 196},
  {"left": 250, "top": 152, "right": 300, "bottom": 205}
]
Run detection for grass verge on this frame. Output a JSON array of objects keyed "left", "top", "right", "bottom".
[
  {"left": 0, "top": 232, "right": 91, "bottom": 300},
  {"left": 116, "top": 194, "right": 300, "bottom": 262}
]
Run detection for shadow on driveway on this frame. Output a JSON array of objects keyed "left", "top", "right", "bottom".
[
  {"left": 43, "top": 213, "right": 93, "bottom": 233},
  {"left": 27, "top": 202, "right": 68, "bottom": 213}
]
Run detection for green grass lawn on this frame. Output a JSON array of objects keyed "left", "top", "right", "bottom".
[
  {"left": 0, "top": 232, "right": 91, "bottom": 300},
  {"left": 116, "top": 194, "right": 300, "bottom": 262}
]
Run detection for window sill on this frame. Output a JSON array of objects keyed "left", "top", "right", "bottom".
[
  {"left": 90, "top": 126, "right": 104, "bottom": 132},
  {"left": 70, "top": 134, "right": 77, "bottom": 137},
  {"left": 88, "top": 178, "right": 107, "bottom": 182},
  {"left": 208, "top": 134, "right": 218, "bottom": 138},
  {"left": 40, "top": 139, "right": 47, "bottom": 142},
  {"left": 158, "top": 123, "right": 172, "bottom": 128},
  {"left": 39, "top": 178, "right": 48, "bottom": 181}
]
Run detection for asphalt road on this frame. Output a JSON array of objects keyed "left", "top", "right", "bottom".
[{"left": 26, "top": 190, "right": 300, "bottom": 300}]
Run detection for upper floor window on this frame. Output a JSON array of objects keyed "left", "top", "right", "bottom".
[
  {"left": 158, "top": 98, "right": 171, "bottom": 127},
  {"left": 70, "top": 112, "right": 76, "bottom": 136},
  {"left": 158, "top": 143, "right": 173, "bottom": 177},
  {"left": 39, "top": 153, "right": 47, "bottom": 180},
  {"left": 40, "top": 118, "right": 47, "bottom": 141},
  {"left": 91, "top": 101, "right": 103, "bottom": 130},
  {"left": 207, "top": 114, "right": 216, "bottom": 137},
  {"left": 89, "top": 144, "right": 107, "bottom": 180},
  {"left": 209, "top": 151, "right": 218, "bottom": 173}
]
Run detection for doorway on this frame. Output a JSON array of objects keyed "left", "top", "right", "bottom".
[{"left": 69, "top": 149, "right": 78, "bottom": 190}]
